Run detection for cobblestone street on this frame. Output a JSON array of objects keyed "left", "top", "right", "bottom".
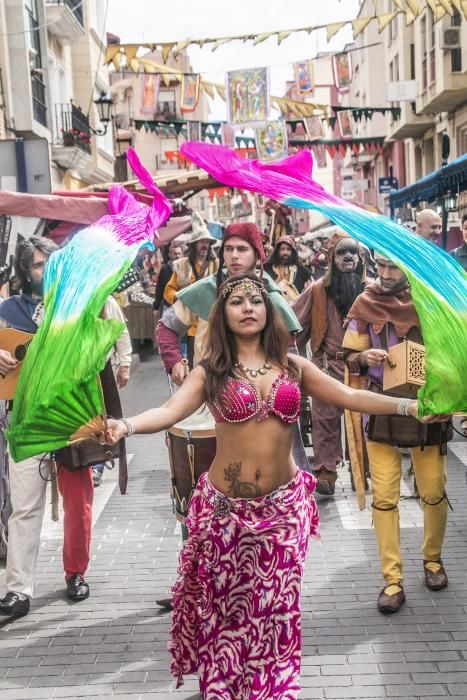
[{"left": 0, "top": 352, "right": 466, "bottom": 700}]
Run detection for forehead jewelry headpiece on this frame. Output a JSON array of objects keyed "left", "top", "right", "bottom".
[{"left": 222, "top": 278, "right": 266, "bottom": 299}]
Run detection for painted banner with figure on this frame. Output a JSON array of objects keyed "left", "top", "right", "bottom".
[
  {"left": 181, "top": 74, "right": 201, "bottom": 113},
  {"left": 294, "top": 60, "right": 315, "bottom": 95},
  {"left": 227, "top": 67, "right": 269, "bottom": 124},
  {"left": 140, "top": 74, "right": 160, "bottom": 114},
  {"left": 333, "top": 52, "right": 352, "bottom": 91},
  {"left": 255, "top": 121, "right": 288, "bottom": 162}
]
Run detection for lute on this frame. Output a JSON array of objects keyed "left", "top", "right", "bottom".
[{"left": 0, "top": 328, "right": 34, "bottom": 399}]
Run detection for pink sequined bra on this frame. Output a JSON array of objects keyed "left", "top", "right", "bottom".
[{"left": 211, "top": 370, "right": 301, "bottom": 425}]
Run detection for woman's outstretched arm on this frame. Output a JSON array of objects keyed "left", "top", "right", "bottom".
[
  {"left": 293, "top": 355, "right": 449, "bottom": 421},
  {"left": 101, "top": 365, "right": 207, "bottom": 444}
]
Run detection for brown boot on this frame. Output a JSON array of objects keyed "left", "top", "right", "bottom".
[
  {"left": 424, "top": 560, "right": 448, "bottom": 591},
  {"left": 313, "top": 468, "right": 337, "bottom": 496},
  {"left": 377, "top": 583, "right": 405, "bottom": 614}
]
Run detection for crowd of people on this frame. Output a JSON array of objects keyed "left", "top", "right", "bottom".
[{"left": 0, "top": 203, "right": 464, "bottom": 699}]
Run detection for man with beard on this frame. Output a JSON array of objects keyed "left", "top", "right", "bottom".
[
  {"left": 292, "top": 233, "right": 365, "bottom": 495},
  {"left": 342, "top": 253, "right": 451, "bottom": 613},
  {"left": 264, "top": 235, "right": 312, "bottom": 303}
]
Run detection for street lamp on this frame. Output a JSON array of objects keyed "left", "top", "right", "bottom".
[{"left": 89, "top": 92, "right": 113, "bottom": 136}]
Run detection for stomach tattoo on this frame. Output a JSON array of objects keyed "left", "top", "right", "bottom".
[{"left": 224, "top": 462, "right": 261, "bottom": 498}]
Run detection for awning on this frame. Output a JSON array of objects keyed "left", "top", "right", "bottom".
[
  {"left": 86, "top": 168, "right": 223, "bottom": 197},
  {"left": 390, "top": 153, "right": 467, "bottom": 210},
  {"left": 0, "top": 189, "right": 191, "bottom": 244}
]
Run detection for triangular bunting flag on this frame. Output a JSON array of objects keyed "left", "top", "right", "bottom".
[
  {"left": 105, "top": 45, "right": 121, "bottom": 65},
  {"left": 391, "top": 0, "right": 404, "bottom": 9},
  {"left": 438, "top": 0, "right": 454, "bottom": 15},
  {"left": 326, "top": 144, "right": 337, "bottom": 159},
  {"left": 433, "top": 5, "right": 448, "bottom": 21},
  {"left": 328, "top": 116, "right": 337, "bottom": 130},
  {"left": 203, "top": 83, "right": 215, "bottom": 99},
  {"left": 212, "top": 38, "right": 232, "bottom": 51},
  {"left": 161, "top": 43, "right": 176, "bottom": 63},
  {"left": 327, "top": 22, "right": 346, "bottom": 41},
  {"left": 405, "top": 0, "right": 421, "bottom": 17},
  {"left": 111, "top": 53, "right": 122, "bottom": 71},
  {"left": 426, "top": 0, "right": 438, "bottom": 13},
  {"left": 378, "top": 11, "right": 398, "bottom": 31},
  {"left": 129, "top": 58, "right": 139, "bottom": 73},
  {"left": 338, "top": 143, "right": 348, "bottom": 157},
  {"left": 161, "top": 73, "right": 172, "bottom": 87},
  {"left": 390, "top": 107, "right": 401, "bottom": 121},
  {"left": 450, "top": 0, "right": 463, "bottom": 12},
  {"left": 352, "top": 16, "right": 373, "bottom": 38},
  {"left": 277, "top": 30, "right": 293, "bottom": 44},
  {"left": 367, "top": 142, "right": 375, "bottom": 154},
  {"left": 215, "top": 85, "right": 226, "bottom": 101},
  {"left": 461, "top": 0, "right": 467, "bottom": 19},
  {"left": 352, "top": 143, "right": 360, "bottom": 155},
  {"left": 173, "top": 40, "right": 191, "bottom": 57},
  {"left": 124, "top": 45, "right": 139, "bottom": 64},
  {"left": 253, "top": 32, "right": 273, "bottom": 45}
]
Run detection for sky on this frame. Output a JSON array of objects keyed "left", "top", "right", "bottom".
[{"left": 106, "top": 0, "right": 361, "bottom": 119}]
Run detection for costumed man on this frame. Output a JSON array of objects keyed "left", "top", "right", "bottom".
[
  {"left": 163, "top": 213, "right": 218, "bottom": 367},
  {"left": 342, "top": 252, "right": 451, "bottom": 614},
  {"left": 292, "top": 233, "right": 366, "bottom": 495},
  {"left": 0, "top": 237, "right": 127, "bottom": 617},
  {"left": 153, "top": 242, "right": 183, "bottom": 314},
  {"left": 156, "top": 222, "right": 301, "bottom": 386},
  {"left": 264, "top": 235, "right": 312, "bottom": 303}
]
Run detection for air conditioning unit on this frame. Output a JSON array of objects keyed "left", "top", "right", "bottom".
[{"left": 440, "top": 28, "right": 461, "bottom": 50}]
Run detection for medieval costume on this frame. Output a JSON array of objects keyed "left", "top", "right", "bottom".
[
  {"left": 264, "top": 235, "right": 312, "bottom": 303},
  {"left": 292, "top": 234, "right": 366, "bottom": 493},
  {"left": 343, "top": 278, "right": 450, "bottom": 612}
]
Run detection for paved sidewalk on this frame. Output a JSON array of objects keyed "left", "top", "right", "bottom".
[{"left": 0, "top": 352, "right": 466, "bottom": 699}]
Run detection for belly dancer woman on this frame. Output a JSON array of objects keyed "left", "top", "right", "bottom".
[{"left": 101, "top": 273, "right": 447, "bottom": 700}]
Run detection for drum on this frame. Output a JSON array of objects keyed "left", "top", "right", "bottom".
[{"left": 166, "top": 405, "right": 216, "bottom": 522}]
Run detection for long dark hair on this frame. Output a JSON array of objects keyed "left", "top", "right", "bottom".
[
  {"left": 203, "top": 273, "right": 299, "bottom": 402},
  {"left": 188, "top": 241, "right": 216, "bottom": 280}
]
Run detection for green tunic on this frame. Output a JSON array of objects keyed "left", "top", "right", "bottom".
[{"left": 176, "top": 270, "right": 302, "bottom": 333}]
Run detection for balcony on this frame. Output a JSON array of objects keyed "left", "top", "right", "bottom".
[
  {"left": 417, "top": 51, "right": 466, "bottom": 113},
  {"left": 386, "top": 101, "right": 434, "bottom": 140},
  {"left": 45, "top": 0, "right": 85, "bottom": 44},
  {"left": 51, "top": 102, "right": 92, "bottom": 170}
]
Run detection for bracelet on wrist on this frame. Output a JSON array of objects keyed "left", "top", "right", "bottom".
[
  {"left": 120, "top": 417, "right": 135, "bottom": 437},
  {"left": 396, "top": 398, "right": 412, "bottom": 416}
]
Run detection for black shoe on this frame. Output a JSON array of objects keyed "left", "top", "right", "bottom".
[
  {"left": 0, "top": 592, "right": 30, "bottom": 617},
  {"left": 66, "top": 575, "right": 89, "bottom": 602},
  {"left": 156, "top": 597, "right": 173, "bottom": 611}
]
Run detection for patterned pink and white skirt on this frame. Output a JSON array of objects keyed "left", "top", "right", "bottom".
[{"left": 169, "top": 468, "right": 320, "bottom": 700}]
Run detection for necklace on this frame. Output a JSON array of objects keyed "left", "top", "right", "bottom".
[{"left": 234, "top": 361, "right": 272, "bottom": 378}]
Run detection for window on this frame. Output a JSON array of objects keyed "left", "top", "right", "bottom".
[
  {"left": 451, "top": 10, "right": 462, "bottom": 72},
  {"left": 410, "top": 43, "right": 415, "bottom": 80},
  {"left": 25, "top": 0, "right": 47, "bottom": 127},
  {"left": 429, "top": 12, "right": 436, "bottom": 84},
  {"left": 421, "top": 15, "right": 427, "bottom": 90}
]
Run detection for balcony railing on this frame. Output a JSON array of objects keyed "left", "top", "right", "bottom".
[
  {"left": 47, "top": 0, "right": 83, "bottom": 26},
  {"left": 53, "top": 102, "right": 91, "bottom": 153},
  {"left": 32, "top": 76, "right": 47, "bottom": 127}
]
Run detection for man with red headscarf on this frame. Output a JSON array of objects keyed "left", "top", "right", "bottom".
[
  {"left": 156, "top": 222, "right": 301, "bottom": 385},
  {"left": 292, "top": 233, "right": 366, "bottom": 495}
]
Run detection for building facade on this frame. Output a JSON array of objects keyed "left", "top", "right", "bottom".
[{"left": 0, "top": 0, "right": 114, "bottom": 192}]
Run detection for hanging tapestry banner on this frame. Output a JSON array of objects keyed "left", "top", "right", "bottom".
[
  {"left": 337, "top": 109, "right": 353, "bottom": 138},
  {"left": 304, "top": 116, "right": 324, "bottom": 141},
  {"left": 294, "top": 59, "right": 315, "bottom": 95},
  {"left": 332, "top": 52, "right": 352, "bottom": 92},
  {"left": 140, "top": 74, "right": 160, "bottom": 114},
  {"left": 255, "top": 121, "right": 288, "bottom": 161},
  {"left": 226, "top": 67, "right": 270, "bottom": 124},
  {"left": 181, "top": 73, "right": 201, "bottom": 113}
]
